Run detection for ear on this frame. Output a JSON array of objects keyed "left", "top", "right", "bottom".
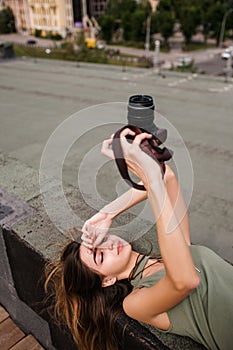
[{"left": 102, "top": 276, "right": 117, "bottom": 288}]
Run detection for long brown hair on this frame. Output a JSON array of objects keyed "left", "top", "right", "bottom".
[{"left": 44, "top": 240, "right": 132, "bottom": 350}]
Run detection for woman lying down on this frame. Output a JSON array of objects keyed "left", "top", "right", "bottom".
[{"left": 45, "top": 128, "right": 233, "bottom": 350}]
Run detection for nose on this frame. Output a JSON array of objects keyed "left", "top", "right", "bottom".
[
  {"left": 98, "top": 239, "right": 113, "bottom": 250},
  {"left": 107, "top": 239, "right": 113, "bottom": 250}
]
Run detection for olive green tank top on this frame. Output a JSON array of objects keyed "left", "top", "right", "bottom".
[{"left": 130, "top": 245, "right": 233, "bottom": 350}]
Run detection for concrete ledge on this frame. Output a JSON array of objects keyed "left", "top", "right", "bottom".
[{"left": 0, "top": 152, "right": 206, "bottom": 349}]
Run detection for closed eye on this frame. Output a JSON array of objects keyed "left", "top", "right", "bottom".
[
  {"left": 93, "top": 249, "right": 104, "bottom": 265},
  {"left": 93, "top": 249, "right": 97, "bottom": 265}
]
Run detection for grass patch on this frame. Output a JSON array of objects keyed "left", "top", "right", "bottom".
[
  {"left": 182, "top": 41, "right": 215, "bottom": 52},
  {"left": 13, "top": 44, "right": 152, "bottom": 68}
]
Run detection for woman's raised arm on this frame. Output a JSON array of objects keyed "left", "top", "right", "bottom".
[
  {"left": 120, "top": 129, "right": 199, "bottom": 322},
  {"left": 82, "top": 184, "right": 147, "bottom": 247}
]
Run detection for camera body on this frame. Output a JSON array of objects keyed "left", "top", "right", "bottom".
[{"left": 127, "top": 95, "right": 167, "bottom": 144}]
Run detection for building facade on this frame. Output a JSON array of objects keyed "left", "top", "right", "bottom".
[
  {"left": 5, "top": 0, "right": 159, "bottom": 37},
  {"left": 27, "top": 0, "right": 74, "bottom": 37},
  {"left": 89, "top": 0, "right": 108, "bottom": 17},
  {"left": 6, "top": 0, "right": 75, "bottom": 37},
  {"left": 6, "top": 0, "right": 31, "bottom": 34},
  {"left": 5, "top": 0, "right": 107, "bottom": 36}
]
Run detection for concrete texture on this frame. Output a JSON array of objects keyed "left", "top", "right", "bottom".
[
  {"left": 0, "top": 57, "right": 233, "bottom": 349},
  {"left": 0, "top": 57, "right": 232, "bottom": 262}
]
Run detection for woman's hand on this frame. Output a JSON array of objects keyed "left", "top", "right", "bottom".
[
  {"left": 119, "top": 128, "right": 162, "bottom": 189},
  {"left": 81, "top": 211, "right": 113, "bottom": 248},
  {"left": 102, "top": 129, "right": 162, "bottom": 189},
  {"left": 101, "top": 134, "right": 115, "bottom": 159}
]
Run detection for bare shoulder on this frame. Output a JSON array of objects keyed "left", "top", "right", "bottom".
[{"left": 123, "top": 288, "right": 170, "bottom": 331}]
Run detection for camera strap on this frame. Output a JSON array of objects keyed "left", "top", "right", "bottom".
[{"left": 112, "top": 125, "right": 172, "bottom": 191}]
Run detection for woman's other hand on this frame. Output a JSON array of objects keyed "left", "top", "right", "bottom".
[
  {"left": 81, "top": 211, "right": 113, "bottom": 248},
  {"left": 101, "top": 134, "right": 114, "bottom": 159}
]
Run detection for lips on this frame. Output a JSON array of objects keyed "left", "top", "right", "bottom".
[{"left": 117, "top": 241, "right": 123, "bottom": 254}]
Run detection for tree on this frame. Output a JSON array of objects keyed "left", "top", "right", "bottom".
[
  {"left": 121, "top": 12, "right": 133, "bottom": 41},
  {"left": 179, "top": 4, "right": 201, "bottom": 45},
  {"left": 195, "top": 0, "right": 214, "bottom": 43},
  {"left": 0, "top": 6, "right": 16, "bottom": 34},
  {"left": 207, "top": 2, "right": 225, "bottom": 45},
  {"left": 106, "top": 0, "right": 137, "bottom": 19},
  {"left": 155, "top": 0, "right": 175, "bottom": 48},
  {"left": 130, "top": 9, "right": 148, "bottom": 41},
  {"left": 99, "top": 15, "right": 115, "bottom": 43}
]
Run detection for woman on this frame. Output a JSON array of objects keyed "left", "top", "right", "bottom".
[{"left": 45, "top": 129, "right": 233, "bottom": 350}]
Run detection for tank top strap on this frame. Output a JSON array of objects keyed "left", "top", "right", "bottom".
[{"left": 131, "top": 255, "right": 150, "bottom": 286}]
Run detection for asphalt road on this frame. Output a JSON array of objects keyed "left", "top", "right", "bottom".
[
  {"left": 194, "top": 55, "right": 230, "bottom": 76},
  {"left": 0, "top": 57, "right": 232, "bottom": 263},
  {"left": 0, "top": 33, "right": 230, "bottom": 75}
]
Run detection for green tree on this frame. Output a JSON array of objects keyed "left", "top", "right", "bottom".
[
  {"left": 130, "top": 9, "right": 148, "bottom": 41},
  {"left": 155, "top": 0, "right": 175, "bottom": 47},
  {"left": 121, "top": 12, "right": 132, "bottom": 41},
  {"left": 207, "top": 2, "right": 225, "bottom": 45},
  {"left": 179, "top": 4, "right": 201, "bottom": 45},
  {"left": 101, "top": 0, "right": 152, "bottom": 43},
  {"left": 106, "top": 0, "right": 137, "bottom": 19},
  {"left": 99, "top": 15, "right": 115, "bottom": 43},
  {"left": 151, "top": 12, "right": 159, "bottom": 34},
  {"left": 0, "top": 6, "right": 16, "bottom": 34}
]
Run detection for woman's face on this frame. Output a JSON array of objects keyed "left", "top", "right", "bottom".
[{"left": 79, "top": 235, "right": 132, "bottom": 280}]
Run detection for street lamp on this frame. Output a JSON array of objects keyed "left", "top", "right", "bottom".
[
  {"left": 219, "top": 8, "right": 233, "bottom": 48},
  {"left": 145, "top": 15, "right": 151, "bottom": 57},
  {"left": 154, "top": 39, "right": 160, "bottom": 73}
]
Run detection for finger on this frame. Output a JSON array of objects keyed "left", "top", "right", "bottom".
[
  {"left": 81, "top": 231, "right": 94, "bottom": 243},
  {"left": 82, "top": 225, "right": 96, "bottom": 242},
  {"left": 133, "top": 133, "right": 152, "bottom": 145},
  {"left": 82, "top": 221, "right": 92, "bottom": 235},
  {"left": 120, "top": 128, "right": 135, "bottom": 138},
  {"left": 101, "top": 139, "right": 114, "bottom": 159},
  {"left": 82, "top": 241, "right": 94, "bottom": 249},
  {"left": 119, "top": 129, "right": 136, "bottom": 149},
  {"left": 93, "top": 232, "right": 107, "bottom": 248}
]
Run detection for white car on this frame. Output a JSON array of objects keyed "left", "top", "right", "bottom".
[
  {"left": 221, "top": 47, "right": 233, "bottom": 60},
  {"left": 175, "top": 57, "right": 193, "bottom": 67}
]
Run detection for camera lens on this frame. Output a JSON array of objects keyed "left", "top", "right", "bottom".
[
  {"left": 127, "top": 95, "right": 167, "bottom": 143},
  {"left": 128, "top": 95, "right": 154, "bottom": 109}
]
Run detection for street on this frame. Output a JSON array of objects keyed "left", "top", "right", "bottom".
[{"left": 0, "top": 33, "right": 231, "bottom": 76}]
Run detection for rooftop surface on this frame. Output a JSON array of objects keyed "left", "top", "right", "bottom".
[
  {"left": 0, "top": 57, "right": 232, "bottom": 262},
  {"left": 0, "top": 56, "right": 232, "bottom": 350}
]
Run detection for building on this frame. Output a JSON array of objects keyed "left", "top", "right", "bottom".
[
  {"left": 28, "top": 0, "right": 74, "bottom": 37},
  {"left": 0, "top": 1, "right": 6, "bottom": 11},
  {"left": 89, "top": 0, "right": 108, "bottom": 17},
  {"left": 6, "top": 0, "right": 31, "bottom": 34},
  {"left": 5, "top": 0, "right": 158, "bottom": 38},
  {"left": 5, "top": 0, "right": 106, "bottom": 37},
  {"left": 6, "top": 0, "right": 75, "bottom": 37}
]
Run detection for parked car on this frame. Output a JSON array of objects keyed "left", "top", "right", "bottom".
[
  {"left": 27, "top": 39, "right": 37, "bottom": 45},
  {"left": 96, "top": 41, "right": 105, "bottom": 50},
  {"left": 175, "top": 57, "right": 193, "bottom": 67},
  {"left": 221, "top": 47, "right": 233, "bottom": 60}
]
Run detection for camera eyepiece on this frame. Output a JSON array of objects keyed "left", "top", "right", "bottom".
[{"left": 127, "top": 94, "right": 167, "bottom": 143}]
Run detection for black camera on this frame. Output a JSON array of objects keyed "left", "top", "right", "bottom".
[{"left": 127, "top": 95, "right": 167, "bottom": 144}]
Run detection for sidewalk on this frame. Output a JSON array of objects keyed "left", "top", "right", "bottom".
[{"left": 0, "top": 33, "right": 54, "bottom": 48}]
